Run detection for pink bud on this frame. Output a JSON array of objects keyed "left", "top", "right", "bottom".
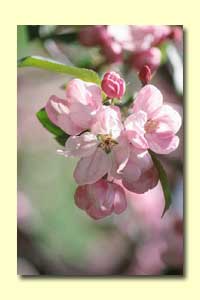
[
  {"left": 130, "top": 47, "right": 161, "bottom": 73},
  {"left": 101, "top": 71, "right": 126, "bottom": 99},
  {"left": 139, "top": 65, "right": 152, "bottom": 85}
]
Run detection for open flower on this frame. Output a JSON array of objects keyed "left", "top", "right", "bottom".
[
  {"left": 58, "top": 104, "right": 159, "bottom": 194},
  {"left": 75, "top": 179, "right": 127, "bottom": 219},
  {"left": 58, "top": 106, "right": 127, "bottom": 185},
  {"left": 45, "top": 79, "right": 102, "bottom": 135},
  {"left": 125, "top": 85, "right": 182, "bottom": 154}
]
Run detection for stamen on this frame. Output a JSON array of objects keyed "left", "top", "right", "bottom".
[{"left": 144, "top": 119, "right": 158, "bottom": 133}]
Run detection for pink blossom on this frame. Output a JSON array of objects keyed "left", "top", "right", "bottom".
[
  {"left": 58, "top": 106, "right": 125, "bottom": 185},
  {"left": 101, "top": 71, "right": 126, "bottom": 99},
  {"left": 45, "top": 79, "right": 102, "bottom": 135},
  {"left": 125, "top": 84, "right": 181, "bottom": 154},
  {"left": 101, "top": 39, "right": 123, "bottom": 63},
  {"left": 78, "top": 26, "right": 106, "bottom": 46},
  {"left": 107, "top": 25, "right": 171, "bottom": 52},
  {"left": 75, "top": 179, "right": 127, "bottom": 219},
  {"left": 58, "top": 104, "right": 159, "bottom": 192},
  {"left": 130, "top": 47, "right": 161, "bottom": 72},
  {"left": 111, "top": 147, "right": 159, "bottom": 194}
]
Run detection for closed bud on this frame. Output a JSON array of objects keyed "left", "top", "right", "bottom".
[
  {"left": 139, "top": 65, "right": 152, "bottom": 85},
  {"left": 101, "top": 71, "right": 125, "bottom": 99}
]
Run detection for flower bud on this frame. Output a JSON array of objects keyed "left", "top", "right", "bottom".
[
  {"left": 139, "top": 65, "right": 152, "bottom": 85},
  {"left": 101, "top": 71, "right": 126, "bottom": 99}
]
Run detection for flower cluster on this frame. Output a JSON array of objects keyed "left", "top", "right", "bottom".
[
  {"left": 45, "top": 71, "right": 181, "bottom": 219},
  {"left": 79, "top": 25, "right": 182, "bottom": 72}
]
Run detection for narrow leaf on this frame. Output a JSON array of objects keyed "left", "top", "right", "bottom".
[
  {"left": 54, "top": 134, "right": 69, "bottom": 146},
  {"left": 149, "top": 150, "right": 172, "bottom": 217},
  {"left": 36, "top": 108, "right": 69, "bottom": 146},
  {"left": 36, "top": 108, "right": 65, "bottom": 136},
  {"left": 18, "top": 56, "right": 101, "bottom": 85}
]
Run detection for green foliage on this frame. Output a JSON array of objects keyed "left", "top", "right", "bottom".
[
  {"left": 36, "top": 108, "right": 69, "bottom": 146},
  {"left": 17, "top": 26, "right": 29, "bottom": 59},
  {"left": 18, "top": 56, "right": 101, "bottom": 85},
  {"left": 149, "top": 150, "right": 172, "bottom": 217}
]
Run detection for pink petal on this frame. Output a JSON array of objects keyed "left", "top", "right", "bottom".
[
  {"left": 146, "top": 132, "right": 179, "bottom": 154},
  {"left": 45, "top": 95, "right": 83, "bottom": 135},
  {"left": 111, "top": 183, "right": 127, "bottom": 214},
  {"left": 45, "top": 95, "right": 68, "bottom": 126},
  {"left": 66, "top": 79, "right": 102, "bottom": 110},
  {"left": 124, "top": 111, "right": 147, "bottom": 134},
  {"left": 57, "top": 114, "right": 84, "bottom": 135},
  {"left": 74, "top": 185, "right": 91, "bottom": 209},
  {"left": 124, "top": 111, "right": 148, "bottom": 149},
  {"left": 91, "top": 106, "right": 123, "bottom": 139},
  {"left": 123, "top": 165, "right": 159, "bottom": 194},
  {"left": 69, "top": 102, "right": 93, "bottom": 129},
  {"left": 132, "top": 85, "right": 163, "bottom": 119},
  {"left": 152, "top": 105, "right": 182, "bottom": 134},
  {"left": 122, "top": 149, "right": 159, "bottom": 194},
  {"left": 110, "top": 140, "right": 130, "bottom": 179},
  {"left": 73, "top": 148, "right": 111, "bottom": 185},
  {"left": 60, "top": 132, "right": 98, "bottom": 157}
]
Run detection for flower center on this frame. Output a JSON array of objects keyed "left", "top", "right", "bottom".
[
  {"left": 98, "top": 134, "right": 118, "bottom": 153},
  {"left": 144, "top": 119, "right": 158, "bottom": 133}
]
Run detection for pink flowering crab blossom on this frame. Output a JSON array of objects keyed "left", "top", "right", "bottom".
[
  {"left": 44, "top": 72, "right": 182, "bottom": 219},
  {"left": 75, "top": 179, "right": 127, "bottom": 219},
  {"left": 45, "top": 79, "right": 102, "bottom": 135},
  {"left": 124, "top": 84, "right": 182, "bottom": 154},
  {"left": 58, "top": 103, "right": 159, "bottom": 194}
]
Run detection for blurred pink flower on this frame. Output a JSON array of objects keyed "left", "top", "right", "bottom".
[
  {"left": 78, "top": 25, "right": 106, "bottom": 46},
  {"left": 130, "top": 47, "right": 161, "bottom": 72},
  {"left": 45, "top": 79, "right": 102, "bottom": 135},
  {"left": 125, "top": 84, "right": 182, "bottom": 154},
  {"left": 126, "top": 182, "right": 165, "bottom": 227},
  {"left": 101, "top": 71, "right": 126, "bottom": 99},
  {"left": 75, "top": 179, "right": 127, "bottom": 219},
  {"left": 107, "top": 25, "right": 171, "bottom": 52},
  {"left": 130, "top": 240, "right": 166, "bottom": 275},
  {"left": 101, "top": 39, "right": 123, "bottom": 63},
  {"left": 161, "top": 215, "right": 184, "bottom": 268}
]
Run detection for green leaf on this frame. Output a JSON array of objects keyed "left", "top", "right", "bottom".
[
  {"left": 17, "top": 25, "right": 29, "bottom": 59},
  {"left": 149, "top": 150, "right": 172, "bottom": 217},
  {"left": 36, "top": 108, "right": 69, "bottom": 146},
  {"left": 54, "top": 135, "right": 69, "bottom": 146},
  {"left": 36, "top": 108, "right": 64, "bottom": 136},
  {"left": 18, "top": 56, "right": 101, "bottom": 85}
]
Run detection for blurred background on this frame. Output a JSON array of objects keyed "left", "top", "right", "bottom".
[{"left": 17, "top": 25, "right": 184, "bottom": 276}]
